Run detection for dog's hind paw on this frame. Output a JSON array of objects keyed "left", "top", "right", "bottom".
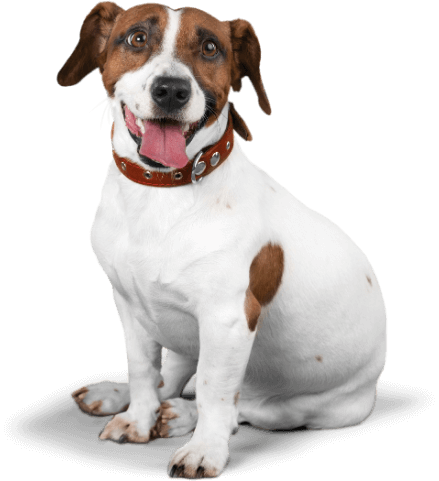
[
  {"left": 151, "top": 398, "right": 198, "bottom": 439},
  {"left": 72, "top": 381, "right": 130, "bottom": 417}
]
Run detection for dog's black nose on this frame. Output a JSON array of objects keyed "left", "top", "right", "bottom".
[{"left": 151, "top": 76, "right": 191, "bottom": 113}]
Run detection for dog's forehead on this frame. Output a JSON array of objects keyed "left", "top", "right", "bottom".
[
  {"left": 176, "top": 7, "right": 231, "bottom": 46},
  {"left": 110, "top": 4, "right": 230, "bottom": 51},
  {"left": 111, "top": 3, "right": 168, "bottom": 37}
]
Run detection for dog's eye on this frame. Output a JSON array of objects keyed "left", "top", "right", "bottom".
[
  {"left": 127, "top": 31, "right": 148, "bottom": 48},
  {"left": 202, "top": 40, "right": 218, "bottom": 58}
]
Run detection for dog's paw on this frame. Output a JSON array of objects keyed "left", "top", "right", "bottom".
[
  {"left": 99, "top": 411, "right": 154, "bottom": 443},
  {"left": 151, "top": 398, "right": 198, "bottom": 439},
  {"left": 168, "top": 439, "right": 229, "bottom": 478},
  {"left": 72, "top": 382, "right": 130, "bottom": 417}
]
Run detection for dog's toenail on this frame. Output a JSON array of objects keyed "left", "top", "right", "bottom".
[
  {"left": 118, "top": 434, "right": 128, "bottom": 443},
  {"left": 175, "top": 465, "right": 185, "bottom": 477},
  {"left": 169, "top": 465, "right": 177, "bottom": 477},
  {"left": 195, "top": 466, "right": 205, "bottom": 478}
]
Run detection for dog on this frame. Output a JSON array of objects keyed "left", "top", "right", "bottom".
[{"left": 58, "top": 2, "right": 386, "bottom": 478}]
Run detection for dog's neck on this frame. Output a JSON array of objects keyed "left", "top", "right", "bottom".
[{"left": 110, "top": 100, "right": 230, "bottom": 171}]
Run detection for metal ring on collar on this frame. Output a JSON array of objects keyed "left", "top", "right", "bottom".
[{"left": 191, "top": 151, "right": 205, "bottom": 184}]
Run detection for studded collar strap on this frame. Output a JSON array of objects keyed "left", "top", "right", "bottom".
[{"left": 112, "top": 112, "right": 234, "bottom": 187}]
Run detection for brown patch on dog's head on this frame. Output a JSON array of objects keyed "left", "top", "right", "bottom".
[
  {"left": 57, "top": 2, "right": 168, "bottom": 95},
  {"left": 175, "top": 8, "right": 232, "bottom": 128},
  {"left": 101, "top": 4, "right": 168, "bottom": 95},
  {"left": 175, "top": 8, "right": 270, "bottom": 134}
]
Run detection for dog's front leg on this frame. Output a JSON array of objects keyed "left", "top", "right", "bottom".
[
  {"left": 99, "top": 289, "right": 161, "bottom": 443},
  {"left": 169, "top": 291, "right": 257, "bottom": 478}
]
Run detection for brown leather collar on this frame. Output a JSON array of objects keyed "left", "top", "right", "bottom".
[{"left": 112, "top": 112, "right": 234, "bottom": 187}]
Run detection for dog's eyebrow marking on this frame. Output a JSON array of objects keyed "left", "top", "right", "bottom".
[
  {"left": 196, "top": 27, "right": 221, "bottom": 44},
  {"left": 128, "top": 18, "right": 158, "bottom": 31},
  {"left": 366, "top": 275, "right": 372, "bottom": 286}
]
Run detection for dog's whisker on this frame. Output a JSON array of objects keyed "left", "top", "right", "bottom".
[
  {"left": 99, "top": 104, "right": 109, "bottom": 130},
  {"left": 89, "top": 97, "right": 111, "bottom": 130},
  {"left": 89, "top": 97, "right": 109, "bottom": 114}
]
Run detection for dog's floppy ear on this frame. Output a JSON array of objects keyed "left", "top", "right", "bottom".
[
  {"left": 228, "top": 19, "right": 271, "bottom": 115},
  {"left": 57, "top": 2, "right": 124, "bottom": 86}
]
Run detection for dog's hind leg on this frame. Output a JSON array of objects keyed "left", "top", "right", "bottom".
[
  {"left": 72, "top": 350, "right": 197, "bottom": 417},
  {"left": 150, "top": 350, "right": 199, "bottom": 438},
  {"left": 159, "top": 349, "right": 198, "bottom": 401}
]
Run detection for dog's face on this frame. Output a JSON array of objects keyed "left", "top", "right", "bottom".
[{"left": 58, "top": 2, "right": 271, "bottom": 169}]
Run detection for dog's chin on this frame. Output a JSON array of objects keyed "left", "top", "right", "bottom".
[{"left": 121, "top": 102, "right": 209, "bottom": 170}]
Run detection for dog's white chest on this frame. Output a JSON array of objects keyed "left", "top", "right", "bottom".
[
  {"left": 90, "top": 164, "right": 243, "bottom": 355},
  {"left": 93, "top": 187, "right": 194, "bottom": 351}
]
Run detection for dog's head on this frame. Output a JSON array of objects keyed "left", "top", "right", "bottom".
[{"left": 58, "top": 2, "right": 270, "bottom": 170}]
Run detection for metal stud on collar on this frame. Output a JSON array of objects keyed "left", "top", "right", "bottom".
[
  {"left": 121, "top": 161, "right": 126, "bottom": 171},
  {"left": 143, "top": 170, "right": 152, "bottom": 179},
  {"left": 210, "top": 152, "right": 220, "bottom": 167}
]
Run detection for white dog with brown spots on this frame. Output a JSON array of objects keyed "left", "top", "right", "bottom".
[{"left": 59, "top": 2, "right": 386, "bottom": 478}]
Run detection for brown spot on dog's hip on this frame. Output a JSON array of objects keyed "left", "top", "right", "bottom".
[
  {"left": 234, "top": 392, "right": 240, "bottom": 406},
  {"left": 315, "top": 355, "right": 323, "bottom": 362},
  {"left": 250, "top": 243, "right": 284, "bottom": 305},
  {"left": 245, "top": 243, "right": 284, "bottom": 331},
  {"left": 366, "top": 275, "right": 372, "bottom": 286}
]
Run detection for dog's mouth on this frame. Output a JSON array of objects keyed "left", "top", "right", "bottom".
[{"left": 121, "top": 103, "right": 201, "bottom": 169}]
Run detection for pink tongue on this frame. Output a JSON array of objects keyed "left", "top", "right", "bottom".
[
  {"left": 139, "top": 121, "right": 188, "bottom": 168},
  {"left": 124, "top": 106, "right": 188, "bottom": 168}
]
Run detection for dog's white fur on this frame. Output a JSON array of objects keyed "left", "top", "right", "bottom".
[{"left": 80, "top": 6, "right": 386, "bottom": 477}]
